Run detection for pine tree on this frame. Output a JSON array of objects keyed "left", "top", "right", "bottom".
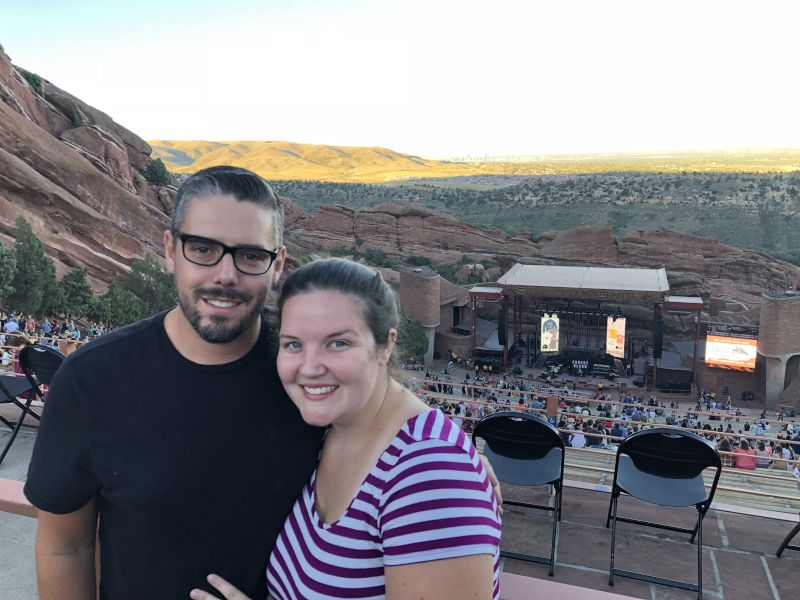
[
  {"left": 0, "top": 242, "right": 16, "bottom": 303},
  {"left": 8, "top": 216, "right": 58, "bottom": 315},
  {"left": 90, "top": 283, "right": 143, "bottom": 326},
  {"left": 61, "top": 267, "right": 94, "bottom": 317},
  {"left": 116, "top": 254, "right": 175, "bottom": 316}
]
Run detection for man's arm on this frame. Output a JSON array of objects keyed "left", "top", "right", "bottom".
[{"left": 35, "top": 497, "right": 98, "bottom": 600}]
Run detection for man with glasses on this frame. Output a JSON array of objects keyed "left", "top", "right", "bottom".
[{"left": 25, "top": 166, "right": 324, "bottom": 600}]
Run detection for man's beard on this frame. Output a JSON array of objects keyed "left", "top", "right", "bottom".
[{"left": 179, "top": 286, "right": 266, "bottom": 344}]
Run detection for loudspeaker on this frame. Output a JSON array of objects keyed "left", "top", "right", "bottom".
[
  {"left": 654, "top": 319, "right": 663, "bottom": 359},
  {"left": 498, "top": 301, "right": 508, "bottom": 346}
]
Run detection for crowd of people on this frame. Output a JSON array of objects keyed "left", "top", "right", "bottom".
[
  {"left": 415, "top": 366, "right": 800, "bottom": 475},
  {"left": 0, "top": 311, "right": 116, "bottom": 369},
  {"left": 0, "top": 311, "right": 112, "bottom": 344}
]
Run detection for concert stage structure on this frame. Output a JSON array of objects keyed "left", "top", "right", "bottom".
[{"left": 470, "top": 264, "right": 670, "bottom": 369}]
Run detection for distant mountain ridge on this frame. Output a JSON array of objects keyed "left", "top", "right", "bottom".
[
  {"left": 149, "top": 140, "right": 496, "bottom": 183},
  {"left": 150, "top": 140, "right": 800, "bottom": 184}
]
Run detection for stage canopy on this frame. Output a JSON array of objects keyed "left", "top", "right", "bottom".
[{"left": 496, "top": 264, "right": 669, "bottom": 302}]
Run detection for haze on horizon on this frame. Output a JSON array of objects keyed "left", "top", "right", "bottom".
[{"left": 2, "top": 0, "right": 799, "bottom": 159}]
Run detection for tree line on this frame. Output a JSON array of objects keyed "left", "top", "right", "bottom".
[{"left": 0, "top": 216, "right": 175, "bottom": 326}]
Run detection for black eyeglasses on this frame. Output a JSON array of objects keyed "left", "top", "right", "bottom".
[{"left": 178, "top": 233, "right": 279, "bottom": 275}]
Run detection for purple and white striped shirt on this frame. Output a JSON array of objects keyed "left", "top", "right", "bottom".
[{"left": 267, "top": 408, "right": 501, "bottom": 599}]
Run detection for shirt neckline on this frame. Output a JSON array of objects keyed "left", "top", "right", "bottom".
[{"left": 309, "top": 408, "right": 433, "bottom": 530}]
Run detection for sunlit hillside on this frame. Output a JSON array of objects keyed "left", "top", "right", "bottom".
[
  {"left": 148, "top": 140, "right": 503, "bottom": 182},
  {"left": 150, "top": 142, "right": 800, "bottom": 183}
]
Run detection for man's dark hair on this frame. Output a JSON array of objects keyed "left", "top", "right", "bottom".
[{"left": 171, "top": 166, "right": 284, "bottom": 246}]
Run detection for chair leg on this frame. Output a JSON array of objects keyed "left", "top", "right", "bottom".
[
  {"left": 605, "top": 490, "right": 614, "bottom": 528},
  {"left": 608, "top": 493, "right": 619, "bottom": 586},
  {"left": 696, "top": 508, "right": 703, "bottom": 600},
  {"left": 0, "top": 406, "right": 29, "bottom": 467},
  {"left": 0, "top": 413, "right": 14, "bottom": 430},
  {"left": 776, "top": 522, "right": 800, "bottom": 558},
  {"left": 690, "top": 503, "right": 710, "bottom": 544},
  {"left": 549, "top": 486, "right": 561, "bottom": 576},
  {"left": 557, "top": 483, "right": 563, "bottom": 521}
]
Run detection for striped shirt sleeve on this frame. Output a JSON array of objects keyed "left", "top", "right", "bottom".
[{"left": 378, "top": 436, "right": 501, "bottom": 566}]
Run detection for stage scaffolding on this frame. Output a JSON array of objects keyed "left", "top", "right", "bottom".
[{"left": 468, "top": 265, "right": 700, "bottom": 388}]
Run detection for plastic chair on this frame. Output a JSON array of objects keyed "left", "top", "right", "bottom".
[
  {"left": 19, "top": 344, "right": 65, "bottom": 403},
  {"left": 473, "top": 411, "right": 565, "bottom": 576},
  {"left": 605, "top": 428, "right": 722, "bottom": 599}
]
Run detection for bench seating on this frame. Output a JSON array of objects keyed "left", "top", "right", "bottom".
[{"left": 0, "top": 477, "right": 36, "bottom": 517}]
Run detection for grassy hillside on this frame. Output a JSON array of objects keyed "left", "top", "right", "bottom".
[
  {"left": 270, "top": 172, "right": 800, "bottom": 265},
  {"left": 148, "top": 140, "right": 503, "bottom": 182},
  {"left": 149, "top": 141, "right": 800, "bottom": 183}
]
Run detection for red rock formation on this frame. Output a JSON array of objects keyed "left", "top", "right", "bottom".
[
  {"left": 0, "top": 45, "right": 173, "bottom": 289},
  {"left": 280, "top": 201, "right": 800, "bottom": 329}
]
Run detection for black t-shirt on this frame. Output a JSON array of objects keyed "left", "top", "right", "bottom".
[{"left": 25, "top": 311, "right": 324, "bottom": 599}]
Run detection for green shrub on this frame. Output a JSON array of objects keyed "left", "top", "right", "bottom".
[
  {"left": 398, "top": 314, "right": 428, "bottom": 358},
  {"left": 405, "top": 255, "right": 431, "bottom": 266},
  {"left": 363, "top": 248, "right": 392, "bottom": 268},
  {"left": 143, "top": 158, "right": 171, "bottom": 186},
  {"left": 18, "top": 68, "right": 44, "bottom": 96}
]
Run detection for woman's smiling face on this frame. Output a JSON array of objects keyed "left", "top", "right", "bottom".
[{"left": 277, "top": 290, "right": 394, "bottom": 428}]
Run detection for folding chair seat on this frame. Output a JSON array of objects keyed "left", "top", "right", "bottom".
[
  {"left": 605, "top": 428, "right": 721, "bottom": 599},
  {"left": 0, "top": 375, "right": 36, "bottom": 468},
  {"left": 19, "top": 344, "right": 65, "bottom": 403},
  {"left": 473, "top": 411, "right": 565, "bottom": 576}
]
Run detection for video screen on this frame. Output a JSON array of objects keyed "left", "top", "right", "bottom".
[
  {"left": 606, "top": 317, "right": 626, "bottom": 358},
  {"left": 705, "top": 335, "right": 757, "bottom": 371},
  {"left": 540, "top": 313, "right": 560, "bottom": 352}
]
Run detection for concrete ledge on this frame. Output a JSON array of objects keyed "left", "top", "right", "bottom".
[
  {"left": 0, "top": 478, "right": 36, "bottom": 518},
  {"left": 500, "top": 572, "right": 637, "bottom": 599}
]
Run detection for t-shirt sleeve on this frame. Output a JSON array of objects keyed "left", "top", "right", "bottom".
[
  {"left": 24, "top": 357, "right": 100, "bottom": 513},
  {"left": 378, "top": 439, "right": 501, "bottom": 566}
]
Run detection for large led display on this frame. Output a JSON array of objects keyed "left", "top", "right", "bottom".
[
  {"left": 705, "top": 335, "right": 757, "bottom": 371},
  {"left": 606, "top": 317, "right": 626, "bottom": 358},
  {"left": 540, "top": 313, "right": 560, "bottom": 352}
]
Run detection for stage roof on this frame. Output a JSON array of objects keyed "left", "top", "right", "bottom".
[{"left": 497, "top": 264, "right": 669, "bottom": 302}]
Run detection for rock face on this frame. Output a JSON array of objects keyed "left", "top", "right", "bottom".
[
  {"left": 0, "top": 46, "right": 173, "bottom": 289},
  {"left": 285, "top": 202, "right": 537, "bottom": 261}
]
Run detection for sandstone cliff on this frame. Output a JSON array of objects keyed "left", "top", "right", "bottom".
[{"left": 0, "top": 45, "right": 172, "bottom": 289}]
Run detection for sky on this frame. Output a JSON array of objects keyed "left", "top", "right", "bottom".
[{"left": 2, "top": 0, "right": 799, "bottom": 158}]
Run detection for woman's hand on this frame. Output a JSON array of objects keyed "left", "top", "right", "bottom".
[{"left": 189, "top": 574, "right": 252, "bottom": 600}]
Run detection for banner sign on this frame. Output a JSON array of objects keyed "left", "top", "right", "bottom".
[
  {"left": 540, "top": 313, "right": 560, "bottom": 352},
  {"left": 606, "top": 316, "right": 626, "bottom": 358}
]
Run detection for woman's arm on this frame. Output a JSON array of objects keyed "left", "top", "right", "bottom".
[{"left": 385, "top": 554, "right": 495, "bottom": 600}]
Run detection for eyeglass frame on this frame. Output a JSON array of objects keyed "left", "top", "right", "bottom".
[{"left": 177, "top": 232, "right": 280, "bottom": 275}]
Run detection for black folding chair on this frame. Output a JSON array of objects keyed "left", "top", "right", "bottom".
[
  {"left": 19, "top": 344, "right": 65, "bottom": 403},
  {"left": 605, "top": 428, "right": 722, "bottom": 599},
  {"left": 0, "top": 374, "right": 36, "bottom": 468},
  {"left": 473, "top": 411, "right": 565, "bottom": 576}
]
